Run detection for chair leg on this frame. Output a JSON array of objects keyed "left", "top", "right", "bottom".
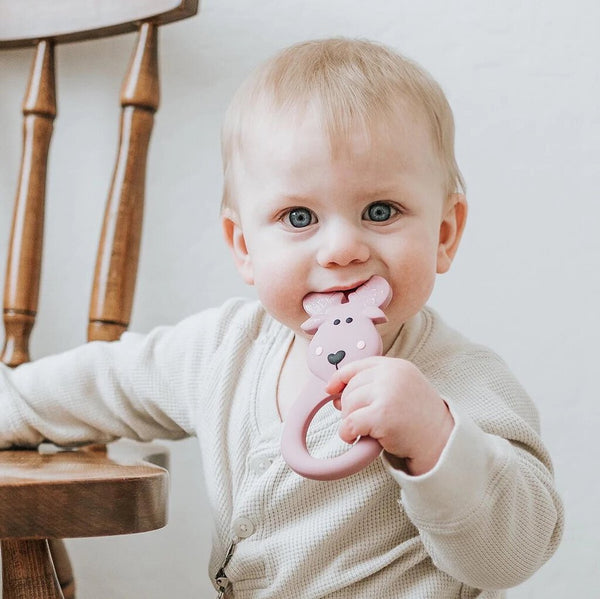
[
  {"left": 48, "top": 541, "right": 75, "bottom": 599},
  {"left": 1, "top": 539, "right": 64, "bottom": 599}
]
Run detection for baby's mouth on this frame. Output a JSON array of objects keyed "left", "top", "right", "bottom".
[
  {"left": 339, "top": 286, "right": 360, "bottom": 302},
  {"left": 316, "top": 279, "right": 370, "bottom": 303}
]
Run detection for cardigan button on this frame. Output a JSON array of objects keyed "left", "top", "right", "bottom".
[
  {"left": 233, "top": 517, "right": 255, "bottom": 539},
  {"left": 249, "top": 456, "right": 273, "bottom": 475}
]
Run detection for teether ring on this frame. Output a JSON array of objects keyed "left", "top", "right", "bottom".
[{"left": 281, "top": 276, "right": 392, "bottom": 480}]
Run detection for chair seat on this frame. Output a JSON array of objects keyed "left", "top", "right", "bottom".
[{"left": 0, "top": 446, "right": 168, "bottom": 539}]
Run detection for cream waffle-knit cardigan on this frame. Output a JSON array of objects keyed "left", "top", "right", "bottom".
[{"left": 0, "top": 299, "right": 563, "bottom": 598}]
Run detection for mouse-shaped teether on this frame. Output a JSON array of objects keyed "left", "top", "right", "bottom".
[{"left": 281, "top": 275, "right": 392, "bottom": 480}]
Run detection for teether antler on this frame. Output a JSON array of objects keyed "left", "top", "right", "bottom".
[{"left": 281, "top": 276, "right": 392, "bottom": 480}]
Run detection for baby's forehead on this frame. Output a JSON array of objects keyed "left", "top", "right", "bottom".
[
  {"left": 240, "top": 96, "right": 436, "bottom": 160},
  {"left": 229, "top": 100, "right": 446, "bottom": 208}
]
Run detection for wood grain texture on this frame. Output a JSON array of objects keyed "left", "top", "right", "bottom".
[
  {"left": 1, "top": 540, "right": 64, "bottom": 599},
  {"left": 0, "top": 0, "right": 199, "bottom": 48},
  {"left": 0, "top": 450, "right": 169, "bottom": 539}
]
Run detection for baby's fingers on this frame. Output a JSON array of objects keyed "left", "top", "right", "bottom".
[
  {"left": 326, "top": 371, "right": 349, "bottom": 395},
  {"left": 332, "top": 394, "right": 342, "bottom": 411},
  {"left": 339, "top": 406, "right": 379, "bottom": 445},
  {"left": 325, "top": 357, "right": 380, "bottom": 395}
]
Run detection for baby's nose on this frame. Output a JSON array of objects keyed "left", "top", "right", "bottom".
[{"left": 316, "top": 222, "right": 370, "bottom": 267}]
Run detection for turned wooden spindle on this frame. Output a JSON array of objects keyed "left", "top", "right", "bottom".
[
  {"left": 88, "top": 22, "right": 160, "bottom": 343},
  {"left": 1, "top": 40, "right": 55, "bottom": 367},
  {"left": 0, "top": 39, "right": 70, "bottom": 599}
]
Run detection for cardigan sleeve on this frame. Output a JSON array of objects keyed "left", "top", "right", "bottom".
[
  {"left": 384, "top": 326, "right": 564, "bottom": 590},
  {"left": 385, "top": 404, "right": 563, "bottom": 590},
  {"left": 0, "top": 301, "right": 246, "bottom": 449}
]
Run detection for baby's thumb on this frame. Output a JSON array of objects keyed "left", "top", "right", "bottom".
[{"left": 325, "top": 372, "right": 345, "bottom": 395}]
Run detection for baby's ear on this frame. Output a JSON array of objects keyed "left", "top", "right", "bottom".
[
  {"left": 437, "top": 193, "right": 468, "bottom": 274},
  {"left": 222, "top": 210, "right": 254, "bottom": 285}
]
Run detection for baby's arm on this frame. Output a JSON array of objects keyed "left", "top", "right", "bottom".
[
  {"left": 328, "top": 351, "right": 563, "bottom": 590},
  {"left": 0, "top": 309, "right": 218, "bottom": 449},
  {"left": 396, "top": 408, "right": 562, "bottom": 590}
]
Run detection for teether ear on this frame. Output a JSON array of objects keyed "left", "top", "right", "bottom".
[
  {"left": 362, "top": 306, "right": 387, "bottom": 324},
  {"left": 347, "top": 275, "right": 392, "bottom": 311},
  {"left": 301, "top": 291, "right": 345, "bottom": 334}
]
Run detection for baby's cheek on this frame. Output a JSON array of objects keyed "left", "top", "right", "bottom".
[
  {"left": 390, "top": 258, "right": 437, "bottom": 316},
  {"left": 255, "top": 275, "right": 306, "bottom": 330}
]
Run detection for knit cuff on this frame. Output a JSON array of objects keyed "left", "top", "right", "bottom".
[{"left": 382, "top": 403, "right": 512, "bottom": 527}]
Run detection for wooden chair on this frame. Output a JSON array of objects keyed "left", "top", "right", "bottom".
[{"left": 0, "top": 1, "right": 199, "bottom": 597}]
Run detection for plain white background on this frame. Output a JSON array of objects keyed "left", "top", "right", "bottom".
[{"left": 1, "top": 1, "right": 598, "bottom": 597}]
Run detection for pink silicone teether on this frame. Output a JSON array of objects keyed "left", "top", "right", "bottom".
[{"left": 281, "top": 275, "right": 392, "bottom": 480}]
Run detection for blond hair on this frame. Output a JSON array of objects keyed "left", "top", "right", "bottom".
[{"left": 221, "top": 38, "right": 464, "bottom": 210}]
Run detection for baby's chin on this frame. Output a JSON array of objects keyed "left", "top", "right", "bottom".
[{"left": 266, "top": 306, "right": 312, "bottom": 338}]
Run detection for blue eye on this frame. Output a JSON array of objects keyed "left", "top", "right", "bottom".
[
  {"left": 286, "top": 208, "right": 316, "bottom": 228},
  {"left": 363, "top": 202, "right": 396, "bottom": 222}
]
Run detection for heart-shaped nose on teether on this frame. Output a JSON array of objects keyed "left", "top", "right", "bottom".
[
  {"left": 281, "top": 276, "right": 392, "bottom": 481},
  {"left": 327, "top": 351, "right": 346, "bottom": 366}
]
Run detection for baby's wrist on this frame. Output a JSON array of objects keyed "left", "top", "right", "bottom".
[
  {"left": 388, "top": 403, "right": 455, "bottom": 476},
  {"left": 408, "top": 405, "right": 454, "bottom": 476}
]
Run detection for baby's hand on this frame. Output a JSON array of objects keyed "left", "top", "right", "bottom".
[{"left": 326, "top": 356, "right": 454, "bottom": 476}]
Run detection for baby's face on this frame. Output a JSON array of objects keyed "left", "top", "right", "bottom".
[{"left": 224, "top": 105, "right": 463, "bottom": 349}]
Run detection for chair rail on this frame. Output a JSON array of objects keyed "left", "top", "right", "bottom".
[{"left": 0, "top": 0, "right": 199, "bottom": 48}]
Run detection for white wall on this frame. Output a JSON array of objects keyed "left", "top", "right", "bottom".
[{"left": 1, "top": 1, "right": 598, "bottom": 596}]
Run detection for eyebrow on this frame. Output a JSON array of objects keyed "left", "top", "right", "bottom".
[
  {"left": 277, "top": 186, "right": 402, "bottom": 204},
  {"left": 360, "top": 187, "right": 400, "bottom": 200},
  {"left": 281, "top": 194, "right": 316, "bottom": 204},
  {"left": 267, "top": 194, "right": 317, "bottom": 208}
]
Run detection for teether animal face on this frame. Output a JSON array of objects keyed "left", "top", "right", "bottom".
[{"left": 301, "top": 276, "right": 392, "bottom": 381}]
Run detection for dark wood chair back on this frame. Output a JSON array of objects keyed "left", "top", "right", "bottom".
[{"left": 0, "top": 2, "right": 199, "bottom": 597}]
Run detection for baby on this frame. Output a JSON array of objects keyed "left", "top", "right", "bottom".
[{"left": 0, "top": 38, "right": 563, "bottom": 598}]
